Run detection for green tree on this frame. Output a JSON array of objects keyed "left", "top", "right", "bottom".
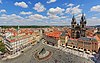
[{"left": 0, "top": 41, "right": 6, "bottom": 52}]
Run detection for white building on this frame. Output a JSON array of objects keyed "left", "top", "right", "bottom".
[
  {"left": 4, "top": 34, "right": 33, "bottom": 55},
  {"left": 5, "top": 32, "right": 13, "bottom": 38}
]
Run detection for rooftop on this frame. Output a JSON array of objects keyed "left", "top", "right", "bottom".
[
  {"left": 7, "top": 34, "right": 32, "bottom": 43},
  {"left": 60, "top": 31, "right": 67, "bottom": 36},
  {"left": 78, "top": 37, "right": 98, "bottom": 42},
  {"left": 45, "top": 31, "right": 62, "bottom": 38}
]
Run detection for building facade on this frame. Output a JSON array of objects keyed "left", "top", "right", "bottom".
[
  {"left": 67, "top": 37, "right": 99, "bottom": 53},
  {"left": 71, "top": 14, "right": 87, "bottom": 39},
  {"left": 4, "top": 33, "right": 33, "bottom": 55},
  {"left": 43, "top": 31, "right": 68, "bottom": 47}
]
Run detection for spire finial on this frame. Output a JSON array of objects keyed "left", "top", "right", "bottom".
[
  {"left": 72, "top": 14, "right": 75, "bottom": 19},
  {"left": 81, "top": 13, "right": 85, "bottom": 21},
  {"left": 82, "top": 12, "right": 84, "bottom": 16}
]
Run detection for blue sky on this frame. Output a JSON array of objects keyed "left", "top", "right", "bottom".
[{"left": 0, "top": 0, "right": 100, "bottom": 26}]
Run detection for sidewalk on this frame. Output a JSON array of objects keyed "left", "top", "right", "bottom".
[
  {"left": 7, "top": 45, "right": 32, "bottom": 59},
  {"left": 21, "top": 45, "right": 32, "bottom": 52},
  {"left": 2, "top": 52, "right": 21, "bottom": 60},
  {"left": 7, "top": 52, "right": 21, "bottom": 59},
  {"left": 2, "top": 45, "right": 32, "bottom": 60}
]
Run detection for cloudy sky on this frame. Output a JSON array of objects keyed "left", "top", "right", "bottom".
[{"left": 0, "top": 0, "right": 100, "bottom": 26}]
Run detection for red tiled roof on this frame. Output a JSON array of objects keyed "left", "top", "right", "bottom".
[
  {"left": 45, "top": 31, "right": 62, "bottom": 38},
  {"left": 7, "top": 35, "right": 32, "bottom": 43}
]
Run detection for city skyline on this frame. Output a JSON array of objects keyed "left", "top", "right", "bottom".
[{"left": 0, "top": 0, "right": 100, "bottom": 26}]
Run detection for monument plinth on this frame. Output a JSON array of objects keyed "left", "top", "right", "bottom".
[{"left": 34, "top": 48, "right": 52, "bottom": 61}]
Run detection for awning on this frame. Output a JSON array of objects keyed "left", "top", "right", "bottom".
[
  {"left": 74, "top": 48, "right": 78, "bottom": 50},
  {"left": 92, "top": 52, "right": 96, "bottom": 54},
  {"left": 79, "top": 49, "right": 84, "bottom": 52},
  {"left": 67, "top": 46, "right": 73, "bottom": 49},
  {"left": 86, "top": 51, "right": 91, "bottom": 54}
]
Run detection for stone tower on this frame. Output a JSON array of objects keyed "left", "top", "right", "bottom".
[
  {"left": 80, "top": 13, "right": 87, "bottom": 37},
  {"left": 71, "top": 15, "right": 76, "bottom": 38},
  {"left": 71, "top": 13, "right": 87, "bottom": 39}
]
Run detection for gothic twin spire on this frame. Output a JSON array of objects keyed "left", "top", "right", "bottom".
[{"left": 71, "top": 13, "right": 86, "bottom": 25}]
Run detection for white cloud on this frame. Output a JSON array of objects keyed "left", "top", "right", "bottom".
[
  {"left": 47, "top": 7, "right": 65, "bottom": 20},
  {"left": 0, "top": 14, "right": 24, "bottom": 25},
  {"left": 0, "top": 0, "right": 2, "bottom": 4},
  {"left": 14, "top": 2, "right": 28, "bottom": 8},
  {"left": 48, "top": 15, "right": 60, "bottom": 19},
  {"left": 48, "top": 15, "right": 67, "bottom": 20},
  {"left": 0, "top": 14, "right": 47, "bottom": 22},
  {"left": 65, "top": 8, "right": 72, "bottom": 13},
  {"left": 60, "top": 16, "right": 67, "bottom": 19},
  {"left": 48, "top": 7, "right": 65, "bottom": 15},
  {"left": 76, "top": 13, "right": 86, "bottom": 18},
  {"left": 0, "top": 9, "right": 6, "bottom": 13},
  {"left": 20, "top": 11, "right": 32, "bottom": 15},
  {"left": 28, "top": 14, "right": 47, "bottom": 20},
  {"left": 87, "top": 17, "right": 100, "bottom": 26},
  {"left": 90, "top": 5, "right": 100, "bottom": 12},
  {"left": 0, "top": 13, "right": 99, "bottom": 26},
  {"left": 67, "top": 3, "right": 74, "bottom": 7},
  {"left": 33, "top": 2, "right": 46, "bottom": 12},
  {"left": 65, "top": 5, "right": 82, "bottom": 14},
  {"left": 0, "top": 14, "right": 24, "bottom": 20},
  {"left": 0, "top": 13, "right": 49, "bottom": 25},
  {"left": 47, "top": 0, "right": 56, "bottom": 3},
  {"left": 0, "top": 13, "right": 68, "bottom": 25},
  {"left": 49, "top": 19, "right": 69, "bottom": 26},
  {"left": 75, "top": 13, "right": 86, "bottom": 21}
]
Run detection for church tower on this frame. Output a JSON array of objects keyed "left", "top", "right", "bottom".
[
  {"left": 71, "top": 15, "right": 76, "bottom": 28},
  {"left": 71, "top": 13, "right": 87, "bottom": 39},
  {"left": 71, "top": 15, "right": 76, "bottom": 38},
  {"left": 80, "top": 13, "right": 87, "bottom": 37}
]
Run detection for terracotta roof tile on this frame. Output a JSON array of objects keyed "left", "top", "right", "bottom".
[{"left": 45, "top": 31, "right": 62, "bottom": 38}]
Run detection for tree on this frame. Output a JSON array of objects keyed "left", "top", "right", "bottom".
[{"left": 0, "top": 41, "right": 6, "bottom": 52}]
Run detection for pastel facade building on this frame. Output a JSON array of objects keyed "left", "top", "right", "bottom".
[
  {"left": 4, "top": 30, "right": 34, "bottom": 55},
  {"left": 67, "top": 37, "right": 99, "bottom": 53},
  {"left": 78, "top": 37, "right": 99, "bottom": 53}
]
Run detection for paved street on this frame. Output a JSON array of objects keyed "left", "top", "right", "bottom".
[
  {"left": 0, "top": 39, "right": 94, "bottom": 63},
  {"left": 59, "top": 46, "right": 90, "bottom": 59}
]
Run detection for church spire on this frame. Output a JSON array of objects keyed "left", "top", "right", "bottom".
[
  {"left": 72, "top": 15, "right": 75, "bottom": 21},
  {"left": 71, "top": 15, "right": 76, "bottom": 28},
  {"left": 71, "top": 15, "right": 76, "bottom": 24},
  {"left": 81, "top": 13, "right": 85, "bottom": 22},
  {"left": 80, "top": 13, "right": 86, "bottom": 24}
]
